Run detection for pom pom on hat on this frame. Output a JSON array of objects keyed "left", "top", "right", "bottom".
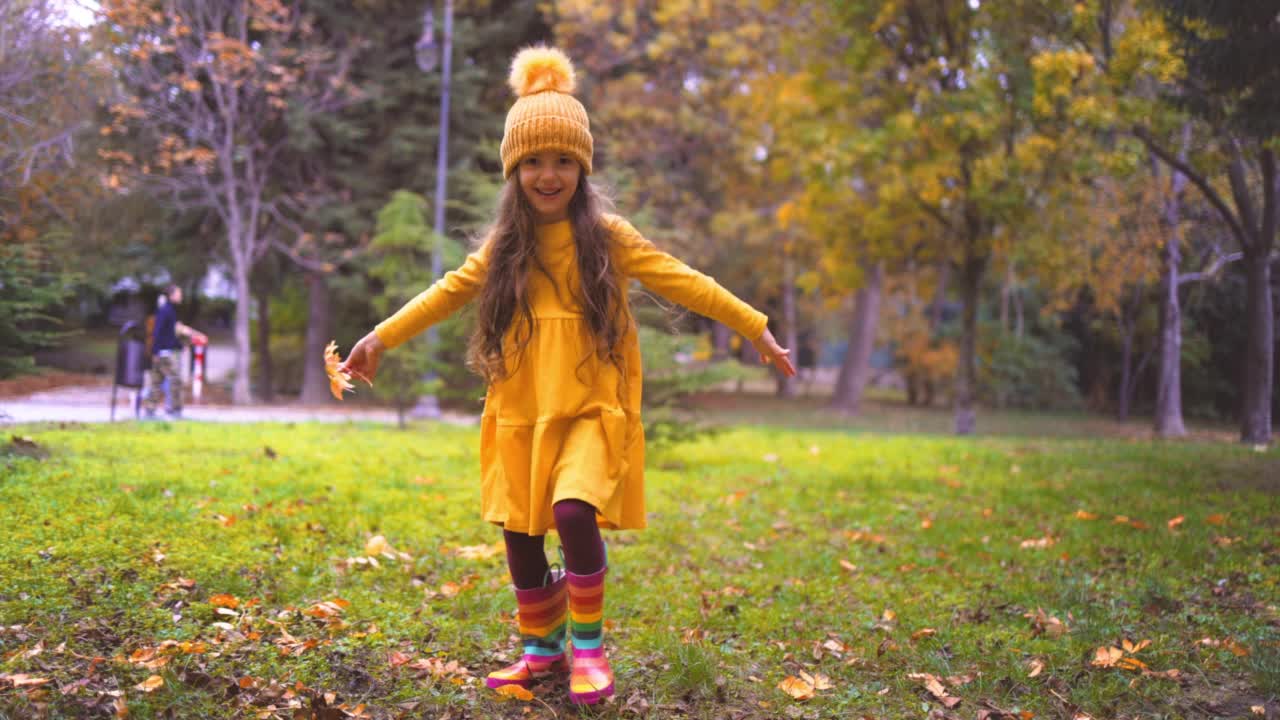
[{"left": 508, "top": 46, "right": 576, "bottom": 97}]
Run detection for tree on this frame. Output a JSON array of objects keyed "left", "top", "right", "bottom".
[
  {"left": 267, "top": 0, "right": 544, "bottom": 404},
  {"left": 842, "top": 0, "right": 1098, "bottom": 434},
  {"left": 1139, "top": 1, "right": 1280, "bottom": 444},
  {"left": 0, "top": 0, "right": 89, "bottom": 206},
  {"left": 552, "top": 0, "right": 784, "bottom": 379},
  {"left": 364, "top": 190, "right": 478, "bottom": 427},
  {"left": 98, "top": 0, "right": 358, "bottom": 403},
  {"left": 0, "top": 0, "right": 97, "bottom": 375}
]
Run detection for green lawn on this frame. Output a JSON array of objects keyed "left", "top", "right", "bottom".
[{"left": 0, "top": 421, "right": 1276, "bottom": 719}]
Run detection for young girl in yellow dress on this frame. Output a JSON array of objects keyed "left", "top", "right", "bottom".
[{"left": 340, "top": 46, "right": 795, "bottom": 705}]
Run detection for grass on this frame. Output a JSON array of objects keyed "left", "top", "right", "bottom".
[{"left": 0, "top": 419, "right": 1277, "bottom": 719}]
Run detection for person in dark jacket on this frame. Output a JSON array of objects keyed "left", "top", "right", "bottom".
[{"left": 144, "top": 285, "right": 206, "bottom": 419}]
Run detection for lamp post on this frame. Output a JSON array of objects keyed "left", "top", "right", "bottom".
[{"left": 411, "top": 0, "right": 453, "bottom": 419}]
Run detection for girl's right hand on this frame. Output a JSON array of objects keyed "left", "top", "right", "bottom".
[
  {"left": 339, "top": 331, "right": 386, "bottom": 386},
  {"left": 751, "top": 327, "right": 797, "bottom": 378}
]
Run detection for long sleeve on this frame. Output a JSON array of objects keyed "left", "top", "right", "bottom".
[
  {"left": 607, "top": 215, "right": 768, "bottom": 340},
  {"left": 374, "top": 242, "right": 491, "bottom": 349}
]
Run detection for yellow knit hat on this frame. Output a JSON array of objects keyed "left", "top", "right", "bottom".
[{"left": 500, "top": 46, "right": 593, "bottom": 178}]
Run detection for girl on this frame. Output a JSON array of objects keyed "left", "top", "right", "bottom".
[{"left": 339, "top": 46, "right": 795, "bottom": 705}]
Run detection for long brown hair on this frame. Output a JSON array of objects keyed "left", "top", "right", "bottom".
[{"left": 467, "top": 173, "right": 629, "bottom": 384}]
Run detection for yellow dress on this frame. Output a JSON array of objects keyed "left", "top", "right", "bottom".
[{"left": 374, "top": 214, "right": 768, "bottom": 535}]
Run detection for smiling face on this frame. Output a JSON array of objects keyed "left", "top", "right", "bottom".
[{"left": 516, "top": 150, "right": 582, "bottom": 224}]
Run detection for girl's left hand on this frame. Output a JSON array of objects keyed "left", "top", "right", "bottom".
[{"left": 751, "top": 327, "right": 797, "bottom": 377}]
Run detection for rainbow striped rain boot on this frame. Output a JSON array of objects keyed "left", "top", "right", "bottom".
[
  {"left": 566, "top": 565, "right": 615, "bottom": 704},
  {"left": 485, "top": 570, "right": 568, "bottom": 691}
]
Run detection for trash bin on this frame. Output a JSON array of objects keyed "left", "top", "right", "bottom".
[{"left": 111, "top": 321, "right": 149, "bottom": 421}]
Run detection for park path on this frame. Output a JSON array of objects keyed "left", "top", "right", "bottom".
[
  {"left": 0, "top": 383, "right": 476, "bottom": 425},
  {"left": 0, "top": 341, "right": 476, "bottom": 426}
]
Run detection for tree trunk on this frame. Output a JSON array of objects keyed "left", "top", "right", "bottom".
[
  {"left": 1118, "top": 313, "right": 1134, "bottom": 422},
  {"left": 711, "top": 322, "right": 731, "bottom": 361},
  {"left": 999, "top": 263, "right": 1011, "bottom": 332},
  {"left": 929, "top": 262, "right": 950, "bottom": 330},
  {"left": 953, "top": 251, "right": 986, "bottom": 435},
  {"left": 1155, "top": 151, "right": 1188, "bottom": 438},
  {"left": 232, "top": 260, "right": 252, "bottom": 405},
  {"left": 299, "top": 271, "right": 333, "bottom": 405},
  {"left": 776, "top": 252, "right": 797, "bottom": 398},
  {"left": 1154, "top": 244, "right": 1187, "bottom": 437},
  {"left": 1013, "top": 284, "right": 1025, "bottom": 339},
  {"left": 256, "top": 288, "right": 273, "bottom": 402},
  {"left": 831, "top": 261, "right": 883, "bottom": 414},
  {"left": 1235, "top": 147, "right": 1275, "bottom": 445},
  {"left": 1240, "top": 249, "right": 1274, "bottom": 444}
]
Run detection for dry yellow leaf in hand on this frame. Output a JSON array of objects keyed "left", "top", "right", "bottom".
[{"left": 324, "top": 340, "right": 355, "bottom": 400}]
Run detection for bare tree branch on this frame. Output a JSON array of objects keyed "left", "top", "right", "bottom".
[{"left": 1134, "top": 124, "right": 1247, "bottom": 245}]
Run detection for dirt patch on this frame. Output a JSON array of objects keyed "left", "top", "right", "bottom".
[
  {"left": 1178, "top": 675, "right": 1276, "bottom": 719},
  {"left": 0, "top": 372, "right": 109, "bottom": 399}
]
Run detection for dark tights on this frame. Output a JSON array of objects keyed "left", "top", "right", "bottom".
[{"left": 503, "top": 499, "right": 606, "bottom": 589}]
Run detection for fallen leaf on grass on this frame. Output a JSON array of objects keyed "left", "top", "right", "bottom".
[
  {"left": 1206, "top": 513, "right": 1227, "bottom": 525},
  {"left": 1251, "top": 706, "right": 1265, "bottom": 716},
  {"left": 1, "top": 673, "right": 51, "bottom": 687},
  {"left": 407, "top": 657, "right": 471, "bottom": 679},
  {"left": 910, "top": 628, "right": 937, "bottom": 641},
  {"left": 1223, "top": 638, "right": 1252, "bottom": 657},
  {"left": 303, "top": 598, "right": 350, "bottom": 619},
  {"left": 1074, "top": 510, "right": 1098, "bottom": 520},
  {"left": 844, "top": 529, "right": 888, "bottom": 544},
  {"left": 800, "top": 670, "right": 832, "bottom": 691},
  {"left": 1167, "top": 515, "right": 1185, "bottom": 530},
  {"left": 128, "top": 647, "right": 169, "bottom": 670},
  {"left": 493, "top": 684, "right": 534, "bottom": 700},
  {"left": 839, "top": 559, "right": 857, "bottom": 573},
  {"left": 1091, "top": 646, "right": 1124, "bottom": 667},
  {"left": 364, "top": 535, "right": 391, "bottom": 556},
  {"left": 454, "top": 543, "right": 504, "bottom": 561},
  {"left": 1020, "top": 536, "right": 1055, "bottom": 549},
  {"left": 209, "top": 594, "right": 240, "bottom": 609},
  {"left": 778, "top": 675, "right": 815, "bottom": 701},
  {"left": 135, "top": 674, "right": 164, "bottom": 692},
  {"left": 907, "top": 672, "right": 961, "bottom": 708},
  {"left": 1024, "top": 608, "right": 1069, "bottom": 638},
  {"left": 1113, "top": 515, "right": 1149, "bottom": 529},
  {"left": 1092, "top": 638, "right": 1178, "bottom": 680},
  {"left": 1027, "top": 659, "right": 1044, "bottom": 677}
]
